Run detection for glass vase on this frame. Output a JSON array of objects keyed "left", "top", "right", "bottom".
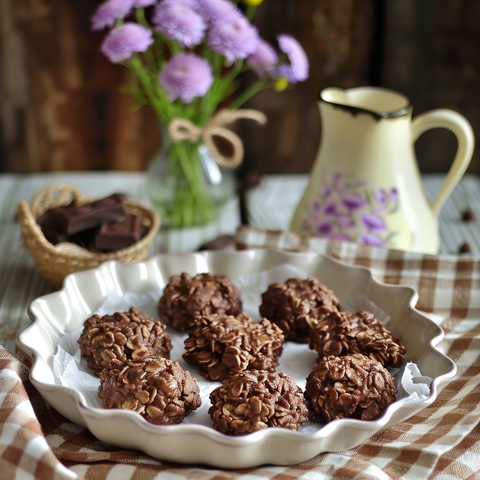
[{"left": 146, "top": 130, "right": 236, "bottom": 228}]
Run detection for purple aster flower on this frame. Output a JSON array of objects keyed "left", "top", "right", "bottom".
[
  {"left": 359, "top": 232, "right": 385, "bottom": 247},
  {"left": 92, "top": 0, "right": 134, "bottom": 31},
  {"left": 207, "top": 15, "right": 259, "bottom": 63},
  {"left": 153, "top": 2, "right": 206, "bottom": 48},
  {"left": 247, "top": 39, "right": 278, "bottom": 76},
  {"left": 361, "top": 213, "right": 387, "bottom": 232},
  {"left": 160, "top": 53, "right": 213, "bottom": 103},
  {"left": 323, "top": 201, "right": 337, "bottom": 216},
  {"left": 196, "top": 0, "right": 241, "bottom": 23},
  {"left": 342, "top": 194, "right": 368, "bottom": 211},
  {"left": 132, "top": 0, "right": 157, "bottom": 6},
  {"left": 101, "top": 23, "right": 154, "bottom": 63},
  {"left": 330, "top": 233, "right": 352, "bottom": 241},
  {"left": 316, "top": 221, "right": 333, "bottom": 236},
  {"left": 336, "top": 214, "right": 356, "bottom": 229},
  {"left": 277, "top": 34, "right": 309, "bottom": 83}
]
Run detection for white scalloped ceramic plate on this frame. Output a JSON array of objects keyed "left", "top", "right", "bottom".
[{"left": 17, "top": 250, "right": 456, "bottom": 468}]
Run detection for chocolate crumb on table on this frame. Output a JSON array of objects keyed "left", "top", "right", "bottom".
[
  {"left": 209, "top": 369, "right": 308, "bottom": 435},
  {"left": 99, "top": 357, "right": 201, "bottom": 425},
  {"left": 459, "top": 242, "right": 471, "bottom": 254},
  {"left": 183, "top": 313, "right": 284, "bottom": 383},
  {"left": 159, "top": 272, "right": 242, "bottom": 331},
  {"left": 259, "top": 277, "right": 340, "bottom": 342},
  {"left": 309, "top": 310, "right": 406, "bottom": 368},
  {"left": 78, "top": 306, "right": 172, "bottom": 376},
  {"left": 462, "top": 209, "right": 475, "bottom": 222},
  {"left": 305, "top": 354, "right": 397, "bottom": 422}
]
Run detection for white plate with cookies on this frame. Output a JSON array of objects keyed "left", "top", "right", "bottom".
[{"left": 17, "top": 249, "right": 456, "bottom": 468}]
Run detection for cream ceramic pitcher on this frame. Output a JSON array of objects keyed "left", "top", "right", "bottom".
[{"left": 290, "top": 86, "right": 474, "bottom": 254}]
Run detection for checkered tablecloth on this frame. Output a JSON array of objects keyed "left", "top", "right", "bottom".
[{"left": 2, "top": 173, "right": 480, "bottom": 479}]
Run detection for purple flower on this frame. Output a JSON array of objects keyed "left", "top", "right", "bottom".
[
  {"left": 359, "top": 232, "right": 385, "bottom": 247},
  {"left": 342, "top": 194, "right": 368, "bottom": 211},
  {"left": 321, "top": 186, "right": 331, "bottom": 197},
  {"left": 160, "top": 53, "right": 213, "bottom": 103},
  {"left": 390, "top": 187, "right": 398, "bottom": 203},
  {"left": 91, "top": 0, "right": 134, "bottom": 31},
  {"left": 361, "top": 213, "right": 386, "bottom": 232},
  {"left": 323, "top": 201, "right": 337, "bottom": 216},
  {"left": 248, "top": 39, "right": 278, "bottom": 76},
  {"left": 207, "top": 15, "right": 259, "bottom": 63},
  {"left": 311, "top": 200, "right": 320, "bottom": 212},
  {"left": 153, "top": 2, "right": 206, "bottom": 48},
  {"left": 316, "top": 221, "right": 333, "bottom": 236},
  {"left": 100, "top": 23, "right": 154, "bottom": 63},
  {"left": 196, "top": 0, "right": 241, "bottom": 23},
  {"left": 336, "top": 214, "right": 356, "bottom": 229},
  {"left": 330, "top": 233, "right": 352, "bottom": 241},
  {"left": 277, "top": 34, "right": 309, "bottom": 83},
  {"left": 374, "top": 188, "right": 387, "bottom": 206},
  {"left": 133, "top": 0, "right": 157, "bottom": 6}
]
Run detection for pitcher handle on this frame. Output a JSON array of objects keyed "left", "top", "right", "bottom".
[{"left": 412, "top": 109, "right": 474, "bottom": 217}]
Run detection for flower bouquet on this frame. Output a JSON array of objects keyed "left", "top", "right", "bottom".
[{"left": 93, "top": 0, "right": 309, "bottom": 227}]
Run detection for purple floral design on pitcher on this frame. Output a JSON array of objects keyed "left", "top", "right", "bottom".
[{"left": 302, "top": 173, "right": 399, "bottom": 247}]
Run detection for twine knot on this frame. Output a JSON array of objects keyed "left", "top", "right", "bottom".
[{"left": 168, "top": 109, "right": 267, "bottom": 168}]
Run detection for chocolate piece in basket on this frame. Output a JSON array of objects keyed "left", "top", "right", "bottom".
[
  {"left": 78, "top": 306, "right": 172, "bottom": 376},
  {"left": 305, "top": 354, "right": 397, "bottom": 422},
  {"left": 159, "top": 272, "right": 242, "bottom": 331},
  {"left": 209, "top": 369, "right": 308, "bottom": 435},
  {"left": 183, "top": 313, "right": 284, "bottom": 382},
  {"left": 94, "top": 213, "right": 146, "bottom": 251},
  {"left": 309, "top": 310, "right": 406, "bottom": 368},
  {"left": 99, "top": 357, "right": 201, "bottom": 425},
  {"left": 259, "top": 277, "right": 340, "bottom": 342}
]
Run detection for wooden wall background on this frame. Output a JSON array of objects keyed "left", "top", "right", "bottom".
[{"left": 0, "top": 0, "right": 479, "bottom": 175}]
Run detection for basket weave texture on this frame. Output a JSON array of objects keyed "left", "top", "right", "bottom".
[{"left": 17, "top": 184, "right": 160, "bottom": 287}]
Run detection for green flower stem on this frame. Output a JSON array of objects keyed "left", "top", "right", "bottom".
[
  {"left": 228, "top": 77, "right": 268, "bottom": 110},
  {"left": 246, "top": 5, "right": 257, "bottom": 20}
]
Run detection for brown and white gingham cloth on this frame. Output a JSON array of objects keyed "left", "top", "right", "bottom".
[{"left": 2, "top": 226, "right": 480, "bottom": 479}]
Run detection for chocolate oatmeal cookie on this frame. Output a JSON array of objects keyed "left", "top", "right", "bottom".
[
  {"left": 78, "top": 306, "right": 172, "bottom": 375},
  {"left": 309, "top": 310, "right": 406, "bottom": 368},
  {"left": 99, "top": 357, "right": 201, "bottom": 425},
  {"left": 305, "top": 354, "right": 397, "bottom": 422},
  {"left": 183, "top": 313, "right": 284, "bottom": 382},
  {"left": 209, "top": 369, "right": 308, "bottom": 435},
  {"left": 259, "top": 277, "right": 340, "bottom": 342},
  {"left": 159, "top": 273, "right": 242, "bottom": 331}
]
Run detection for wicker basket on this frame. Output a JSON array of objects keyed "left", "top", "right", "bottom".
[{"left": 17, "top": 184, "right": 160, "bottom": 287}]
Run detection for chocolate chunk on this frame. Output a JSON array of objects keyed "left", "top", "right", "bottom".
[
  {"left": 305, "top": 354, "right": 397, "bottom": 422},
  {"left": 309, "top": 310, "right": 406, "bottom": 368},
  {"left": 459, "top": 242, "right": 471, "bottom": 254},
  {"left": 462, "top": 209, "right": 475, "bottom": 222},
  {"left": 209, "top": 369, "right": 308, "bottom": 435},
  {"left": 259, "top": 277, "right": 340, "bottom": 342},
  {"left": 198, "top": 235, "right": 236, "bottom": 252},
  {"left": 94, "top": 214, "right": 142, "bottom": 251},
  {"left": 99, "top": 357, "right": 201, "bottom": 425},
  {"left": 159, "top": 273, "right": 243, "bottom": 331},
  {"left": 37, "top": 208, "right": 71, "bottom": 244},
  {"left": 183, "top": 313, "right": 284, "bottom": 383},
  {"left": 54, "top": 194, "right": 127, "bottom": 235},
  {"left": 78, "top": 306, "right": 172, "bottom": 375}
]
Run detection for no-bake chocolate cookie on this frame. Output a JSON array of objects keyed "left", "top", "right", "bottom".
[
  {"left": 99, "top": 357, "right": 201, "bottom": 425},
  {"left": 209, "top": 369, "right": 308, "bottom": 435},
  {"left": 259, "top": 277, "right": 340, "bottom": 342},
  {"left": 305, "top": 354, "right": 397, "bottom": 422},
  {"left": 158, "top": 273, "right": 242, "bottom": 331},
  {"left": 309, "top": 310, "right": 406, "bottom": 368},
  {"left": 183, "top": 313, "right": 284, "bottom": 382},
  {"left": 78, "top": 306, "right": 172, "bottom": 375}
]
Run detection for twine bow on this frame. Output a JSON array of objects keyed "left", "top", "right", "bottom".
[{"left": 168, "top": 109, "right": 267, "bottom": 169}]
